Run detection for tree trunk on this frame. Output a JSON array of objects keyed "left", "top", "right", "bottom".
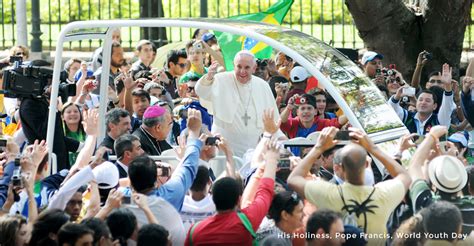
[
  {"left": 345, "top": 0, "right": 472, "bottom": 82},
  {"left": 139, "top": 0, "right": 168, "bottom": 47}
]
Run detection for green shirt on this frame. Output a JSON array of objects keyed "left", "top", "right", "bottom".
[{"left": 179, "top": 67, "right": 208, "bottom": 84}]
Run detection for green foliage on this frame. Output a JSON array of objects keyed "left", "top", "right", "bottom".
[{"left": 1, "top": 0, "right": 352, "bottom": 24}]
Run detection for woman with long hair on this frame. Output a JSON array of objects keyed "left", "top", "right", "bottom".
[
  {"left": 0, "top": 215, "right": 30, "bottom": 246},
  {"left": 61, "top": 102, "right": 86, "bottom": 166}
]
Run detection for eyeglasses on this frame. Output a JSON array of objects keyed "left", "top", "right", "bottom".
[
  {"left": 256, "top": 59, "right": 268, "bottom": 67},
  {"left": 187, "top": 86, "right": 195, "bottom": 92},
  {"left": 15, "top": 52, "right": 25, "bottom": 56},
  {"left": 177, "top": 63, "right": 187, "bottom": 68},
  {"left": 386, "top": 77, "right": 404, "bottom": 85}
]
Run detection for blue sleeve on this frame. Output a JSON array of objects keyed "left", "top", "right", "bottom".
[
  {"left": 461, "top": 91, "right": 474, "bottom": 127},
  {"left": 155, "top": 138, "right": 202, "bottom": 211},
  {"left": 0, "top": 161, "right": 16, "bottom": 206}
]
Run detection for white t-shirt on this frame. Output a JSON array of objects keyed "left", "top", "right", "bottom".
[{"left": 180, "top": 194, "right": 216, "bottom": 232}]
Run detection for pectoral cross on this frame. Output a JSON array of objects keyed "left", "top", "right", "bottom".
[{"left": 242, "top": 111, "right": 251, "bottom": 126}]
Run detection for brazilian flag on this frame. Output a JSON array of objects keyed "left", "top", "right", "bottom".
[{"left": 214, "top": 0, "right": 294, "bottom": 70}]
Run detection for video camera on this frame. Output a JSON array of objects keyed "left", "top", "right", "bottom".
[{"left": 2, "top": 56, "right": 75, "bottom": 100}]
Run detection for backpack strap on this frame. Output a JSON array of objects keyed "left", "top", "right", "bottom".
[
  {"left": 337, "top": 185, "right": 348, "bottom": 208},
  {"left": 189, "top": 221, "right": 201, "bottom": 246},
  {"left": 237, "top": 212, "right": 259, "bottom": 246}
]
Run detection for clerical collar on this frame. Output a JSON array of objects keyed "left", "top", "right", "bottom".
[{"left": 141, "top": 126, "right": 157, "bottom": 141}]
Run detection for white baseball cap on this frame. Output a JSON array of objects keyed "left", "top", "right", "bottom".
[
  {"left": 92, "top": 161, "right": 119, "bottom": 190},
  {"left": 361, "top": 51, "right": 383, "bottom": 65},
  {"left": 290, "top": 66, "right": 309, "bottom": 83}
]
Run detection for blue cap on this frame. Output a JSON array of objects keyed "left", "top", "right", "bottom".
[
  {"left": 74, "top": 69, "right": 95, "bottom": 82},
  {"left": 202, "top": 32, "right": 216, "bottom": 42}
]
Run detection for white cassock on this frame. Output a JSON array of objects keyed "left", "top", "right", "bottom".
[{"left": 196, "top": 71, "right": 280, "bottom": 157}]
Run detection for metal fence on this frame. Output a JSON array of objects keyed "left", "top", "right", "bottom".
[{"left": 0, "top": 0, "right": 472, "bottom": 52}]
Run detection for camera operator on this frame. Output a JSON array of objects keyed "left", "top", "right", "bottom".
[{"left": 19, "top": 84, "right": 82, "bottom": 171}]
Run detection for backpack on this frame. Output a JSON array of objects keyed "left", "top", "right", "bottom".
[
  {"left": 189, "top": 212, "right": 258, "bottom": 246},
  {"left": 337, "top": 185, "right": 378, "bottom": 233}
]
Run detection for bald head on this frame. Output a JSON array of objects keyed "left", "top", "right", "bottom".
[{"left": 339, "top": 144, "right": 367, "bottom": 183}]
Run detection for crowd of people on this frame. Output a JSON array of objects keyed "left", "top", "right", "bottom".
[{"left": 0, "top": 27, "right": 473, "bottom": 246}]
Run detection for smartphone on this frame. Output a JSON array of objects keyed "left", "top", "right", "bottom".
[
  {"left": 335, "top": 131, "right": 351, "bottom": 141},
  {"left": 205, "top": 137, "right": 220, "bottom": 146},
  {"left": 277, "top": 158, "right": 291, "bottom": 169},
  {"left": 403, "top": 87, "right": 416, "bottom": 96},
  {"left": 0, "top": 139, "right": 7, "bottom": 153},
  {"left": 122, "top": 196, "right": 131, "bottom": 205}
]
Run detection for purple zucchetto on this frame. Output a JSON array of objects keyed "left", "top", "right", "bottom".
[{"left": 143, "top": 105, "right": 166, "bottom": 119}]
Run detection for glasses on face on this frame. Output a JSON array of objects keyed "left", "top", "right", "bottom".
[
  {"left": 387, "top": 77, "right": 404, "bottom": 85},
  {"left": 256, "top": 59, "right": 268, "bottom": 67},
  {"left": 177, "top": 63, "right": 187, "bottom": 68},
  {"left": 187, "top": 86, "right": 195, "bottom": 92},
  {"left": 15, "top": 52, "right": 25, "bottom": 56}
]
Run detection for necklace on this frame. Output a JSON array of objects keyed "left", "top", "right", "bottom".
[{"left": 233, "top": 76, "right": 253, "bottom": 126}]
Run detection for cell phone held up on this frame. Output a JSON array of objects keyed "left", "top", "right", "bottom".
[
  {"left": 205, "top": 137, "right": 220, "bottom": 146},
  {"left": 334, "top": 131, "right": 351, "bottom": 141},
  {"left": 11, "top": 158, "right": 22, "bottom": 188}
]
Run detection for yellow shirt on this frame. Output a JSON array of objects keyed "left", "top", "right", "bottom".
[{"left": 304, "top": 179, "right": 406, "bottom": 245}]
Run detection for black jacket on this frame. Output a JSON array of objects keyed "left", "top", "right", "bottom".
[
  {"left": 19, "top": 97, "right": 80, "bottom": 171},
  {"left": 132, "top": 126, "right": 171, "bottom": 156}
]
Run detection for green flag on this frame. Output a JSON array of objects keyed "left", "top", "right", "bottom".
[{"left": 214, "top": 0, "right": 294, "bottom": 70}]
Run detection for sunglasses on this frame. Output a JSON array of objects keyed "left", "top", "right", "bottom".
[
  {"left": 386, "top": 77, "right": 404, "bottom": 85},
  {"left": 187, "top": 86, "right": 195, "bottom": 92},
  {"left": 256, "top": 59, "right": 268, "bottom": 67},
  {"left": 176, "top": 63, "right": 187, "bottom": 68}
]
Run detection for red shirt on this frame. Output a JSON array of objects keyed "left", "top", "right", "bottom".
[
  {"left": 185, "top": 178, "right": 275, "bottom": 246},
  {"left": 281, "top": 116, "right": 340, "bottom": 139}
]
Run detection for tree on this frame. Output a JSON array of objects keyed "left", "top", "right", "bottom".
[{"left": 345, "top": 0, "right": 472, "bottom": 82}]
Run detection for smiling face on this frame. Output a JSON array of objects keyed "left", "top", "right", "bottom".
[
  {"left": 364, "top": 58, "right": 382, "bottom": 78},
  {"left": 416, "top": 92, "right": 437, "bottom": 114},
  {"left": 234, "top": 54, "right": 257, "bottom": 84},
  {"left": 62, "top": 104, "right": 81, "bottom": 125}
]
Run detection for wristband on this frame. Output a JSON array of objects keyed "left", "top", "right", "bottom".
[{"left": 262, "top": 132, "right": 272, "bottom": 139}]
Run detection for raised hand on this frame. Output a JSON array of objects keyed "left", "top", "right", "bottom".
[
  {"left": 206, "top": 61, "right": 219, "bottom": 81},
  {"left": 263, "top": 140, "right": 280, "bottom": 164},
  {"left": 417, "top": 51, "right": 429, "bottom": 66},
  {"left": 315, "top": 127, "right": 339, "bottom": 152},
  {"left": 262, "top": 108, "right": 280, "bottom": 134},
  {"left": 187, "top": 109, "right": 202, "bottom": 134},
  {"left": 82, "top": 108, "right": 99, "bottom": 136},
  {"left": 349, "top": 127, "right": 377, "bottom": 153},
  {"left": 132, "top": 192, "right": 149, "bottom": 210},
  {"left": 429, "top": 125, "right": 448, "bottom": 139},
  {"left": 398, "top": 133, "right": 417, "bottom": 152},
  {"left": 216, "top": 136, "right": 232, "bottom": 156},
  {"left": 104, "top": 188, "right": 123, "bottom": 209},
  {"left": 462, "top": 76, "right": 474, "bottom": 94},
  {"left": 441, "top": 63, "right": 453, "bottom": 92}
]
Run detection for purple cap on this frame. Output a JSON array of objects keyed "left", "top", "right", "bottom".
[{"left": 143, "top": 105, "right": 166, "bottom": 119}]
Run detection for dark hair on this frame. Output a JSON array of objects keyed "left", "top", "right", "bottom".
[
  {"left": 418, "top": 89, "right": 438, "bottom": 104},
  {"left": 61, "top": 102, "right": 86, "bottom": 140},
  {"left": 167, "top": 49, "right": 187, "bottom": 68},
  {"left": 114, "top": 134, "right": 140, "bottom": 160},
  {"left": 187, "top": 75, "right": 201, "bottom": 82},
  {"left": 81, "top": 217, "right": 112, "bottom": 245},
  {"left": 322, "top": 145, "right": 343, "bottom": 158},
  {"left": 131, "top": 88, "right": 151, "bottom": 103},
  {"left": 129, "top": 155, "right": 157, "bottom": 192},
  {"left": 190, "top": 166, "right": 210, "bottom": 192},
  {"left": 427, "top": 70, "right": 441, "bottom": 80},
  {"left": 423, "top": 201, "right": 462, "bottom": 242},
  {"left": 306, "top": 209, "right": 342, "bottom": 242},
  {"left": 30, "top": 209, "right": 70, "bottom": 246},
  {"left": 105, "top": 108, "right": 130, "bottom": 132},
  {"left": 135, "top": 39, "right": 155, "bottom": 52},
  {"left": 58, "top": 223, "right": 93, "bottom": 246},
  {"left": 268, "top": 191, "right": 302, "bottom": 224},
  {"left": 137, "top": 224, "right": 169, "bottom": 246},
  {"left": 106, "top": 208, "right": 137, "bottom": 246},
  {"left": 0, "top": 215, "right": 27, "bottom": 246},
  {"left": 212, "top": 177, "right": 241, "bottom": 211},
  {"left": 463, "top": 166, "right": 474, "bottom": 196}
]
